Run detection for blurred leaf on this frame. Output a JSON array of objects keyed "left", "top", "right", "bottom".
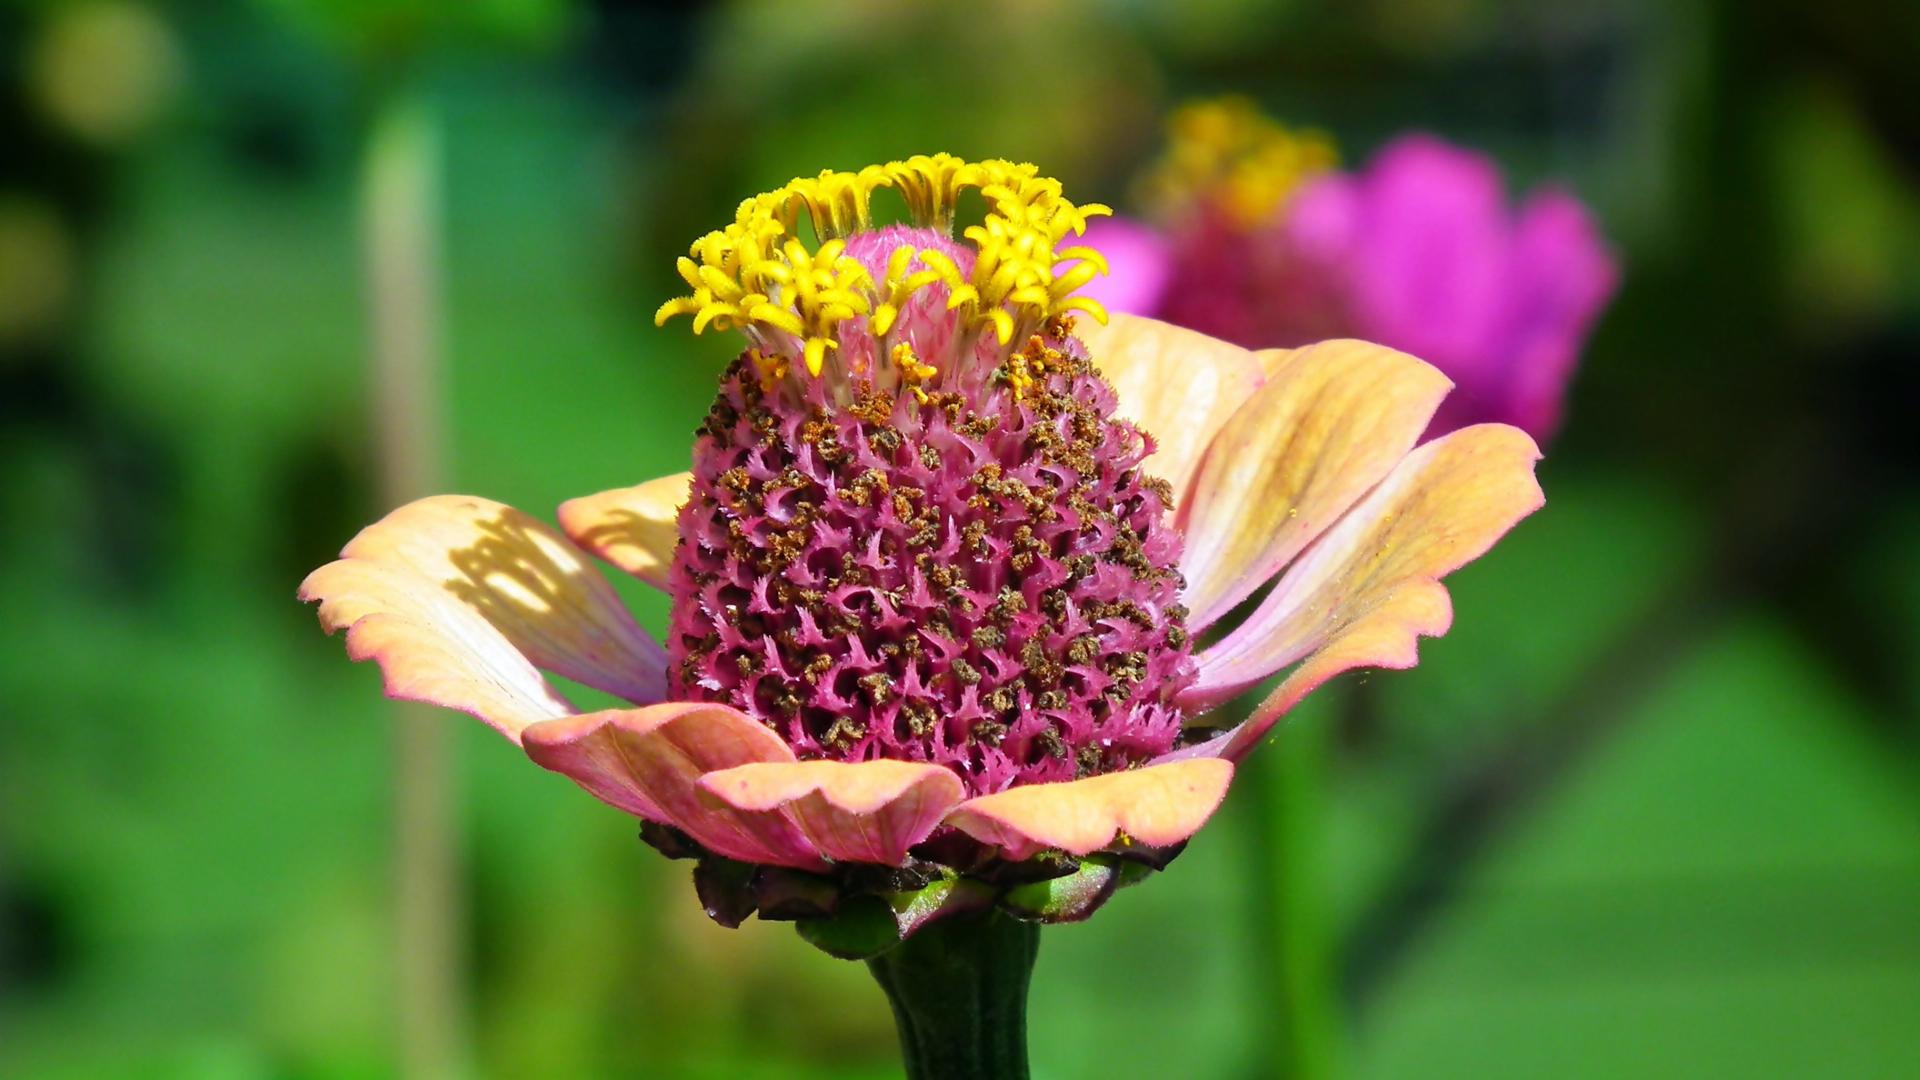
[
  {"left": 1770, "top": 77, "right": 1920, "bottom": 328},
  {"left": 1354, "top": 617, "right": 1920, "bottom": 1078}
]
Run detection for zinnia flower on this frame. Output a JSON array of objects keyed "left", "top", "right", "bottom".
[
  {"left": 301, "top": 154, "right": 1543, "bottom": 952},
  {"left": 1083, "top": 99, "right": 1618, "bottom": 441}
]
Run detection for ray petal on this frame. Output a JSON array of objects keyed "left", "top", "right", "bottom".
[
  {"left": 301, "top": 495, "right": 669, "bottom": 738},
  {"left": 557, "top": 472, "right": 692, "bottom": 591},
  {"left": 942, "top": 759, "right": 1234, "bottom": 862},
  {"left": 699, "top": 760, "right": 965, "bottom": 866},
  {"left": 1187, "top": 424, "right": 1544, "bottom": 756},
  {"left": 1177, "top": 339, "right": 1453, "bottom": 630},
  {"left": 1077, "top": 313, "right": 1265, "bottom": 512},
  {"left": 522, "top": 703, "right": 824, "bottom": 869}
]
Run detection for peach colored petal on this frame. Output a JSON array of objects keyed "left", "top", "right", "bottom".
[
  {"left": 942, "top": 759, "right": 1234, "bottom": 862},
  {"left": 1178, "top": 339, "right": 1453, "bottom": 630},
  {"left": 1076, "top": 313, "right": 1264, "bottom": 512},
  {"left": 301, "top": 559, "right": 573, "bottom": 740},
  {"left": 699, "top": 760, "right": 965, "bottom": 866},
  {"left": 521, "top": 703, "right": 825, "bottom": 869},
  {"left": 557, "top": 471, "right": 691, "bottom": 591},
  {"left": 1190, "top": 424, "right": 1544, "bottom": 757},
  {"left": 304, "top": 495, "right": 668, "bottom": 721}
]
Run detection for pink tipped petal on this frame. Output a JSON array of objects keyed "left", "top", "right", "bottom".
[
  {"left": 1076, "top": 313, "right": 1265, "bottom": 512},
  {"left": 1178, "top": 339, "right": 1454, "bottom": 629},
  {"left": 1193, "top": 424, "right": 1545, "bottom": 756},
  {"left": 307, "top": 495, "right": 668, "bottom": 712},
  {"left": 300, "top": 493, "right": 668, "bottom": 738},
  {"left": 942, "top": 759, "right": 1235, "bottom": 862},
  {"left": 521, "top": 703, "right": 825, "bottom": 869},
  {"left": 699, "top": 760, "right": 965, "bottom": 866},
  {"left": 556, "top": 472, "right": 692, "bottom": 591},
  {"left": 301, "top": 559, "right": 574, "bottom": 741}
]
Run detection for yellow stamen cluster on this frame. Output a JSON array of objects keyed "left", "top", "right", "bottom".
[
  {"left": 656, "top": 154, "right": 1112, "bottom": 386},
  {"left": 1141, "top": 96, "right": 1338, "bottom": 228}
]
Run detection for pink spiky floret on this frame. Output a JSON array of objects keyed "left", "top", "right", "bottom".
[{"left": 666, "top": 228, "right": 1197, "bottom": 797}]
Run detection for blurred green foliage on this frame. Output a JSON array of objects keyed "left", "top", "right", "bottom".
[
  {"left": 258, "top": 0, "right": 570, "bottom": 61},
  {"left": 3, "top": 0, "right": 1918, "bottom": 1077}
]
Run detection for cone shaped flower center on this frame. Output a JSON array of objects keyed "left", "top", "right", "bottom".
[{"left": 659, "top": 158, "right": 1197, "bottom": 795}]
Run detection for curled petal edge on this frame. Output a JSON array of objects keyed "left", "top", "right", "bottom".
[
  {"left": 699, "top": 760, "right": 966, "bottom": 867},
  {"left": 300, "top": 494, "right": 669, "bottom": 734},
  {"left": 302, "top": 557, "right": 574, "bottom": 742},
  {"left": 942, "top": 759, "right": 1234, "bottom": 863},
  {"left": 521, "top": 703, "right": 827, "bottom": 870}
]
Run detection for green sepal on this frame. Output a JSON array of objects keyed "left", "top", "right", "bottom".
[
  {"left": 797, "top": 873, "right": 996, "bottom": 960},
  {"left": 797, "top": 894, "right": 901, "bottom": 959},
  {"left": 999, "top": 854, "right": 1148, "bottom": 923}
]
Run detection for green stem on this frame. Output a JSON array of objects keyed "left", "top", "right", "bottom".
[{"left": 865, "top": 910, "right": 1039, "bottom": 1080}]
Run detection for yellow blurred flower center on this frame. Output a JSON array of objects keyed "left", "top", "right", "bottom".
[{"left": 1141, "top": 96, "right": 1338, "bottom": 228}]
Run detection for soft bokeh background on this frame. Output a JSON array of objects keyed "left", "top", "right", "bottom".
[{"left": 3, "top": 0, "right": 1918, "bottom": 1076}]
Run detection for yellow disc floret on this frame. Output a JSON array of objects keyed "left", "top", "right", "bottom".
[
  {"left": 886, "top": 153, "right": 971, "bottom": 232},
  {"left": 657, "top": 155, "right": 1112, "bottom": 390},
  {"left": 890, "top": 341, "right": 938, "bottom": 403}
]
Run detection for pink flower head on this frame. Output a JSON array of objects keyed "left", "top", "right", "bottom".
[
  {"left": 302, "top": 155, "right": 1544, "bottom": 952},
  {"left": 1286, "top": 135, "right": 1618, "bottom": 440},
  {"left": 1076, "top": 216, "right": 1171, "bottom": 318},
  {"left": 1086, "top": 112, "right": 1617, "bottom": 443}
]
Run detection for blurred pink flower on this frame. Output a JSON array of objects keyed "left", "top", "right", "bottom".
[
  {"left": 1077, "top": 216, "right": 1171, "bottom": 317},
  {"left": 302, "top": 156, "right": 1543, "bottom": 947},
  {"left": 1096, "top": 131, "right": 1618, "bottom": 442},
  {"left": 1287, "top": 136, "right": 1617, "bottom": 439}
]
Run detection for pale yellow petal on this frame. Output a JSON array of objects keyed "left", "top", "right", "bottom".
[
  {"left": 1178, "top": 339, "right": 1453, "bottom": 629},
  {"left": 300, "top": 495, "right": 667, "bottom": 741},
  {"left": 1196, "top": 424, "right": 1544, "bottom": 757},
  {"left": 302, "top": 558, "right": 573, "bottom": 740},
  {"left": 1076, "top": 313, "right": 1264, "bottom": 512}
]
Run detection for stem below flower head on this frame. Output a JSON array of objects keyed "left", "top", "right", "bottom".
[{"left": 865, "top": 909, "right": 1040, "bottom": 1080}]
